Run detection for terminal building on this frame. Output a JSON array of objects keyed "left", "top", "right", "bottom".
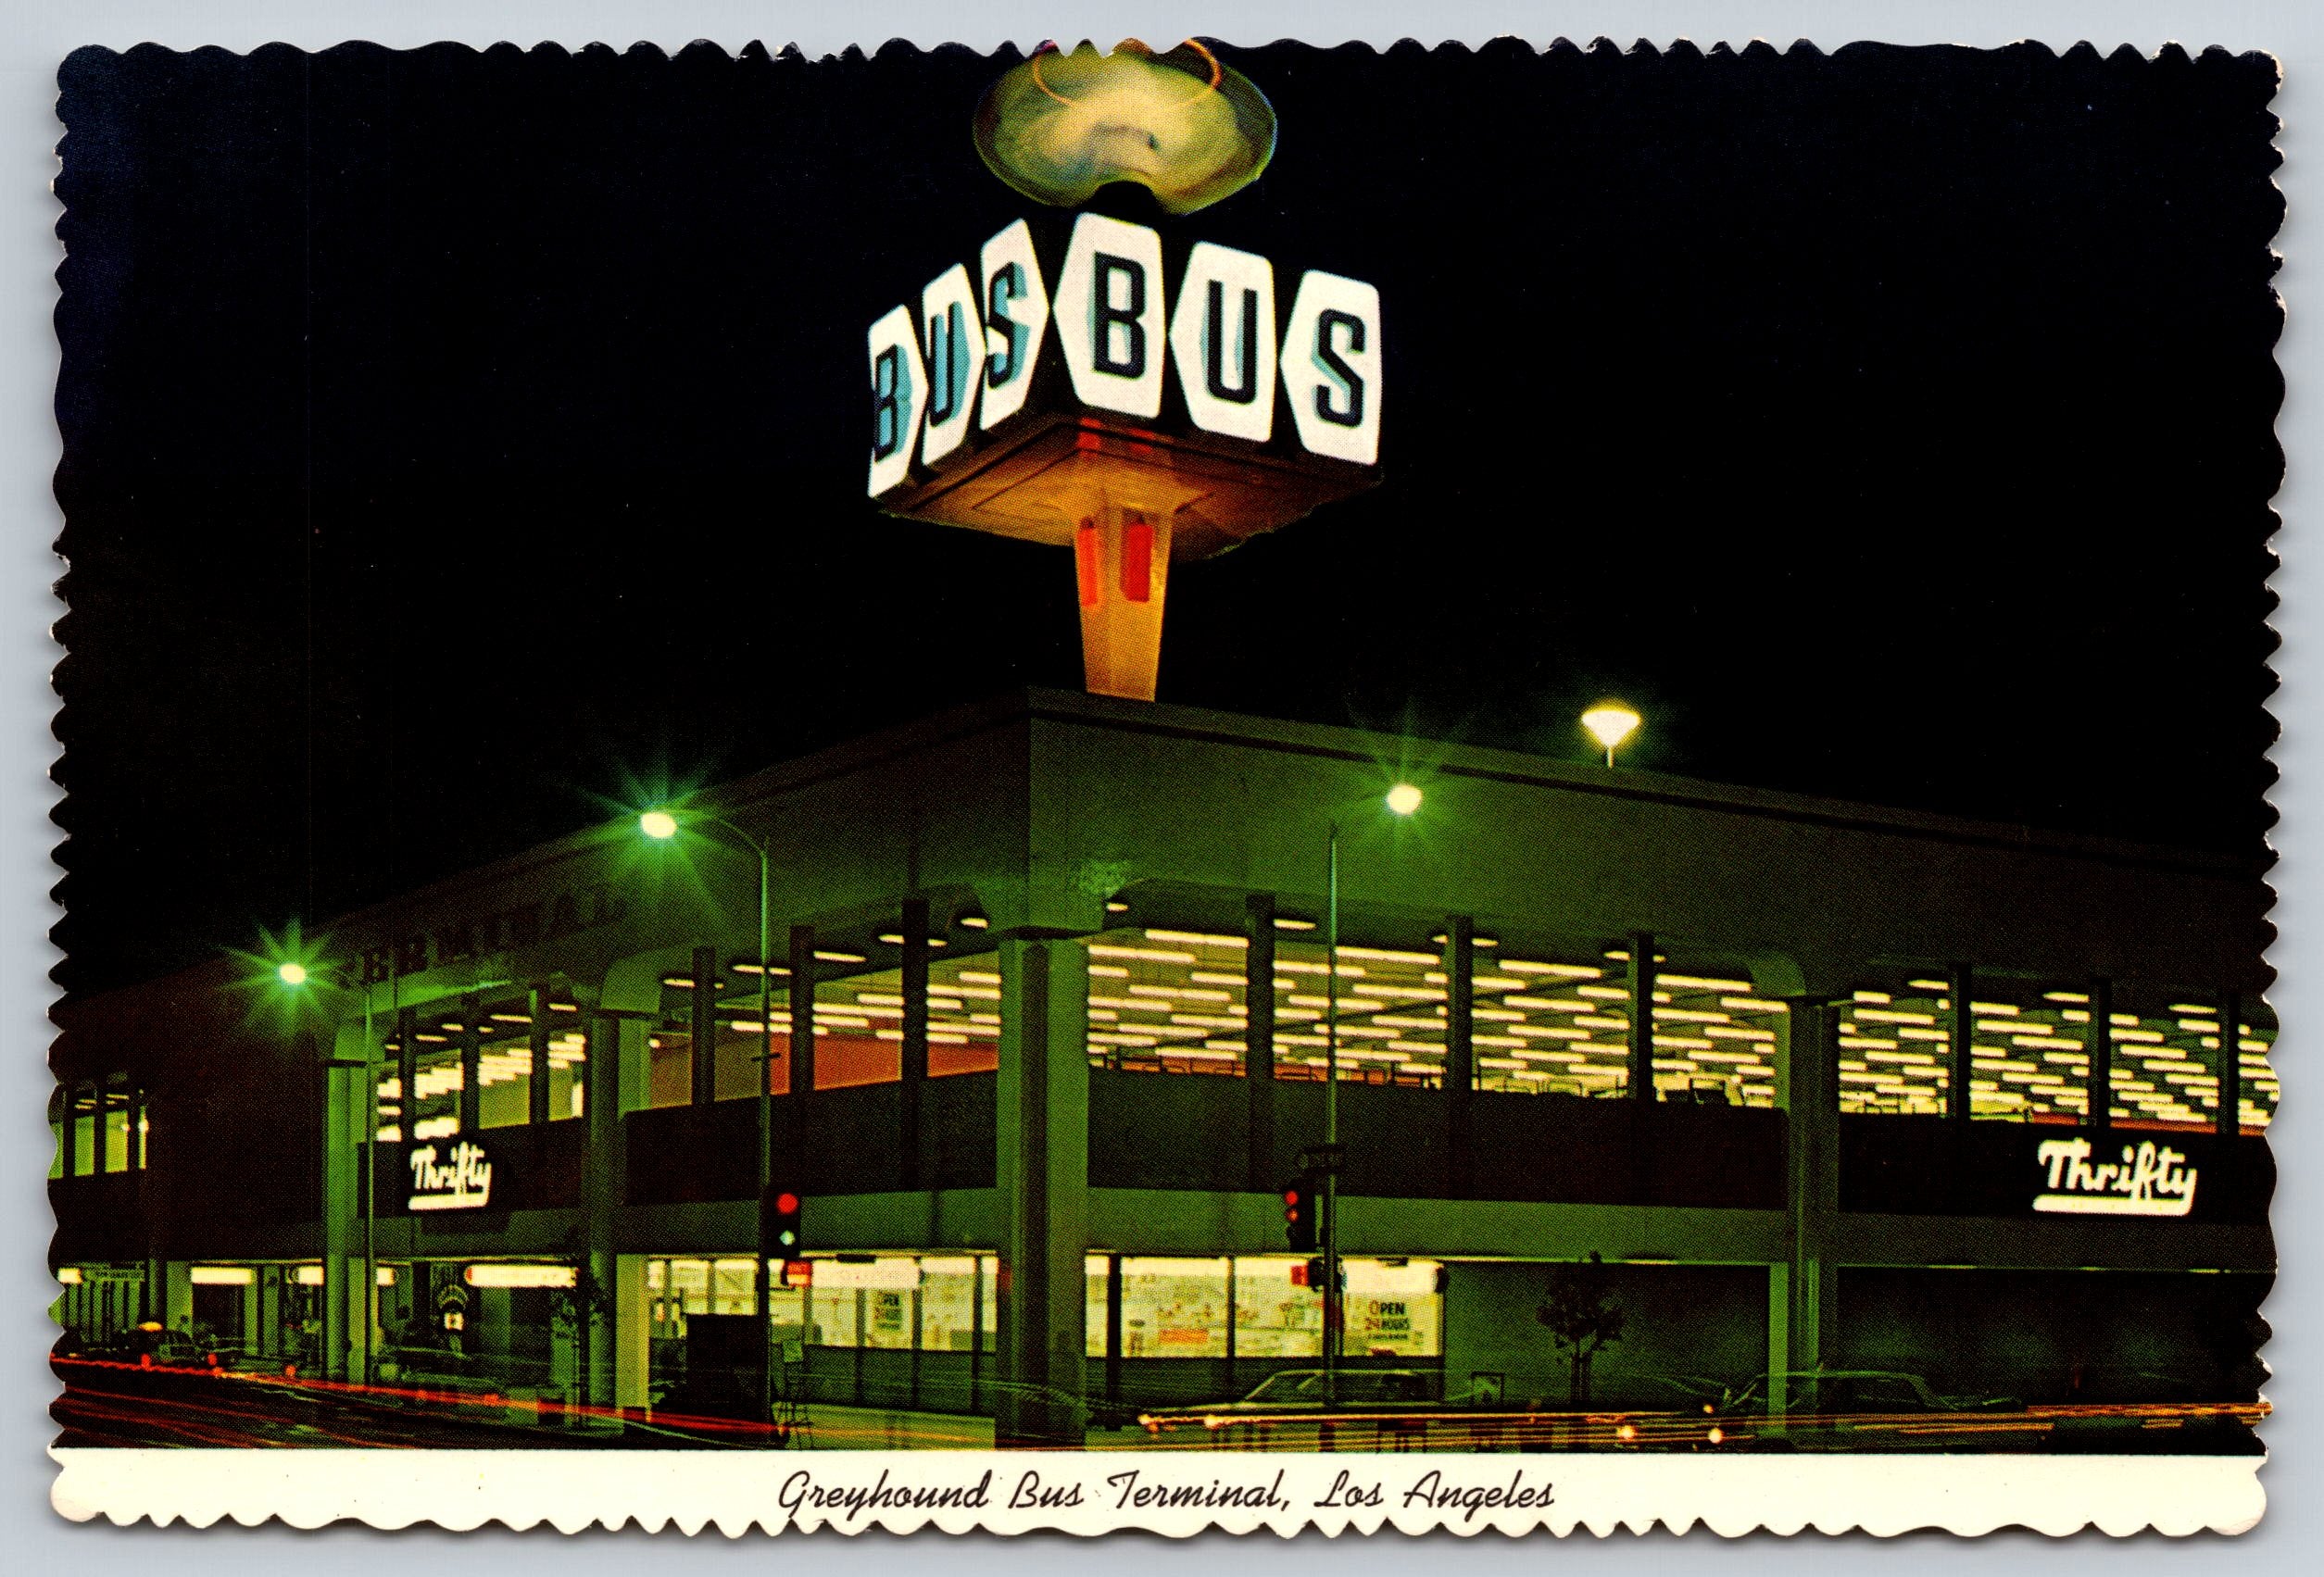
[{"left": 49, "top": 689, "right": 2277, "bottom": 1445}]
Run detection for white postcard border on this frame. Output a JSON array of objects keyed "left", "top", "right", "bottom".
[{"left": 51, "top": 1448, "right": 2265, "bottom": 1537}]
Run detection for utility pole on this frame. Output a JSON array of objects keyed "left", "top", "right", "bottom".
[{"left": 1322, "top": 821, "right": 1342, "bottom": 1405}]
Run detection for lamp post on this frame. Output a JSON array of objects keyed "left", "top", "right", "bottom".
[
  {"left": 1320, "top": 782, "right": 1423, "bottom": 1405},
  {"left": 1580, "top": 703, "right": 1641, "bottom": 769},
  {"left": 641, "top": 807, "right": 778, "bottom": 1441}
]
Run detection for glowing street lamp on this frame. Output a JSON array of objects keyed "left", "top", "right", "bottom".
[
  {"left": 1384, "top": 782, "right": 1423, "bottom": 818},
  {"left": 639, "top": 806, "right": 781, "bottom": 1441},
  {"left": 276, "top": 960, "right": 309, "bottom": 987},
  {"left": 1581, "top": 704, "right": 1642, "bottom": 769}
]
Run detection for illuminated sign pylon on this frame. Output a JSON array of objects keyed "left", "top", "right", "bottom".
[{"left": 863, "top": 44, "right": 1384, "bottom": 703}]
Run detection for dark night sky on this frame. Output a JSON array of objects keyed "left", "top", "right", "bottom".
[{"left": 52, "top": 38, "right": 2282, "bottom": 995}]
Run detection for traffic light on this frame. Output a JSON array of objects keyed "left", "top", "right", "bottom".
[
  {"left": 1282, "top": 1172, "right": 1323, "bottom": 1252},
  {"left": 769, "top": 1187, "right": 805, "bottom": 1255}
]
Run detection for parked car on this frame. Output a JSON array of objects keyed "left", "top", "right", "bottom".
[
  {"left": 1139, "top": 1368, "right": 1439, "bottom": 1434},
  {"left": 66, "top": 1324, "right": 213, "bottom": 1370},
  {"left": 1707, "top": 1370, "right": 2028, "bottom": 1449}
]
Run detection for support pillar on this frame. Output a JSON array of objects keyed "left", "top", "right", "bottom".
[
  {"left": 527, "top": 982, "right": 553, "bottom": 1128},
  {"left": 613, "top": 1253, "right": 650, "bottom": 1413},
  {"left": 320, "top": 1040, "right": 363, "bottom": 1382},
  {"left": 1244, "top": 893, "right": 1276, "bottom": 1191},
  {"left": 1073, "top": 502, "right": 1175, "bottom": 702},
  {"left": 1627, "top": 932, "right": 1657, "bottom": 1102},
  {"left": 1774, "top": 994, "right": 1840, "bottom": 1420},
  {"left": 787, "top": 925, "right": 817, "bottom": 1097},
  {"left": 2216, "top": 993, "right": 2242, "bottom": 1140},
  {"left": 689, "top": 946, "right": 718, "bottom": 1108},
  {"left": 459, "top": 996, "right": 483, "bottom": 1134},
  {"left": 2087, "top": 976, "right": 2114, "bottom": 1131},
  {"left": 995, "top": 937, "right": 1089, "bottom": 1446},
  {"left": 1442, "top": 915, "right": 1475, "bottom": 1193},
  {"left": 1946, "top": 962, "right": 1973, "bottom": 1123},
  {"left": 899, "top": 898, "right": 930, "bottom": 1189},
  {"left": 584, "top": 1010, "right": 624, "bottom": 1420}
]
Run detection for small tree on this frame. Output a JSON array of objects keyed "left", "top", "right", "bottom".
[{"left": 1537, "top": 1253, "right": 1626, "bottom": 1407}]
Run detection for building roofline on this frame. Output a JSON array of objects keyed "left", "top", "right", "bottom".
[
  {"left": 70, "top": 686, "right": 2267, "bottom": 1007},
  {"left": 1002, "top": 687, "right": 2266, "bottom": 882}
]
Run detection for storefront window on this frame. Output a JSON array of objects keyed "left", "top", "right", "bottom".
[
  {"left": 652, "top": 1255, "right": 999, "bottom": 1356},
  {"left": 1340, "top": 1259, "right": 1443, "bottom": 1358},
  {"left": 918, "top": 1256, "right": 987, "bottom": 1352},
  {"left": 1118, "top": 1256, "right": 1231, "bottom": 1358},
  {"left": 1085, "top": 1254, "right": 1442, "bottom": 1360},
  {"left": 1084, "top": 1255, "right": 1109, "bottom": 1358},
  {"left": 1232, "top": 1257, "right": 1321, "bottom": 1358}
]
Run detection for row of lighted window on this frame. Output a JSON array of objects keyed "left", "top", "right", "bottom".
[
  {"left": 47, "top": 1096, "right": 146, "bottom": 1179},
  {"left": 1083, "top": 929, "right": 1788, "bottom": 1104},
  {"left": 360, "top": 933, "right": 2278, "bottom": 1133},
  {"left": 373, "top": 1033, "right": 589, "bottom": 1142},
  {"left": 642, "top": 1254, "right": 1443, "bottom": 1359},
  {"left": 1830, "top": 987, "right": 2279, "bottom": 1128}
]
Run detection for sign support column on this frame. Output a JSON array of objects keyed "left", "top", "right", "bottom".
[
  {"left": 995, "top": 936, "right": 1089, "bottom": 1446},
  {"left": 1774, "top": 993, "right": 1840, "bottom": 1423}
]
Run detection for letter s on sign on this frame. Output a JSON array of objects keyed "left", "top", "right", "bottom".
[{"left": 1283, "top": 269, "right": 1381, "bottom": 466}]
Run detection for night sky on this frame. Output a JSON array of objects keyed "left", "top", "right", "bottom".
[{"left": 52, "top": 38, "right": 2282, "bottom": 995}]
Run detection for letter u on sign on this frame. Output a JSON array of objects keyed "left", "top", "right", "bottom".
[
  {"left": 1170, "top": 241, "right": 1276, "bottom": 443},
  {"left": 918, "top": 264, "right": 983, "bottom": 467}
]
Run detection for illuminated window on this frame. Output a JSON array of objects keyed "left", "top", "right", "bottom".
[
  {"left": 691, "top": 944, "right": 1009, "bottom": 1095},
  {"left": 1086, "top": 928, "right": 1249, "bottom": 1077},
  {"left": 918, "top": 1256, "right": 993, "bottom": 1353},
  {"left": 1274, "top": 938, "right": 1446, "bottom": 1089},
  {"left": 50, "top": 1077, "right": 145, "bottom": 1176},
  {"left": 1232, "top": 1257, "right": 1322, "bottom": 1358},
  {"left": 1086, "top": 1254, "right": 1443, "bottom": 1360}
]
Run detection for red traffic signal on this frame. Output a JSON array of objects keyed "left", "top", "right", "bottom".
[
  {"left": 1282, "top": 1172, "right": 1322, "bottom": 1252},
  {"left": 769, "top": 1187, "right": 806, "bottom": 1254}
]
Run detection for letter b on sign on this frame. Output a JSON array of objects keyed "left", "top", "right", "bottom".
[
  {"left": 1054, "top": 213, "right": 1165, "bottom": 419},
  {"left": 867, "top": 304, "right": 926, "bottom": 495}
]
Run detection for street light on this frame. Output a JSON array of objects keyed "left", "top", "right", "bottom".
[
  {"left": 1580, "top": 703, "right": 1642, "bottom": 769},
  {"left": 1320, "top": 782, "right": 1423, "bottom": 1403},
  {"left": 640, "top": 807, "right": 780, "bottom": 1441},
  {"left": 277, "top": 961, "right": 309, "bottom": 987}
]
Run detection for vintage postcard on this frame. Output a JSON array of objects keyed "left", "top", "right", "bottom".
[{"left": 46, "top": 34, "right": 2280, "bottom": 1534}]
